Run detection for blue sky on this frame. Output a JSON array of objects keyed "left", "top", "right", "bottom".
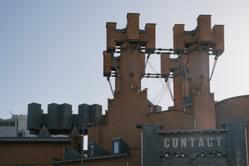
[{"left": 1, "top": 0, "right": 249, "bottom": 118}]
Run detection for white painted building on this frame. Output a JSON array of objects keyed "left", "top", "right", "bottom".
[{"left": 0, "top": 114, "right": 32, "bottom": 137}]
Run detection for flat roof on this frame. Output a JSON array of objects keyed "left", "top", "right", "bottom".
[
  {"left": 0, "top": 137, "right": 71, "bottom": 144},
  {"left": 53, "top": 153, "right": 129, "bottom": 165}
]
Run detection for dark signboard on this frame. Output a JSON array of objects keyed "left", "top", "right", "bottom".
[
  {"left": 159, "top": 130, "right": 227, "bottom": 166},
  {"left": 141, "top": 125, "right": 228, "bottom": 166}
]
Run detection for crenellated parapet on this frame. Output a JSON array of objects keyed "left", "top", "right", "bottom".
[
  {"left": 106, "top": 13, "right": 155, "bottom": 52},
  {"left": 173, "top": 15, "right": 224, "bottom": 56},
  {"left": 103, "top": 14, "right": 156, "bottom": 96}
]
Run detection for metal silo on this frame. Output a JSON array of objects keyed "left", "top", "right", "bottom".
[
  {"left": 60, "top": 103, "right": 72, "bottom": 131},
  {"left": 89, "top": 104, "right": 102, "bottom": 125},
  {"left": 78, "top": 104, "right": 90, "bottom": 127},
  {"left": 47, "top": 103, "right": 60, "bottom": 130},
  {"left": 27, "top": 102, "right": 43, "bottom": 131},
  {"left": 72, "top": 114, "right": 78, "bottom": 128}
]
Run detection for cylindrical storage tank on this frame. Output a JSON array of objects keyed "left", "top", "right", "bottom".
[
  {"left": 78, "top": 104, "right": 90, "bottom": 127},
  {"left": 89, "top": 104, "right": 102, "bottom": 124},
  {"left": 72, "top": 114, "right": 78, "bottom": 127},
  {"left": 42, "top": 114, "right": 48, "bottom": 127},
  {"left": 27, "top": 103, "right": 43, "bottom": 131},
  {"left": 47, "top": 103, "right": 59, "bottom": 130},
  {"left": 60, "top": 103, "right": 72, "bottom": 131},
  {"left": 216, "top": 95, "right": 249, "bottom": 127}
]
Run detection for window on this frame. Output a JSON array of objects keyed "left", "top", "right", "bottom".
[
  {"left": 90, "top": 144, "right": 95, "bottom": 157},
  {"left": 0, "top": 121, "right": 16, "bottom": 126},
  {"left": 113, "top": 141, "right": 119, "bottom": 154}
]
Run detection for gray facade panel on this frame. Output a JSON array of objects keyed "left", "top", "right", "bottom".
[
  {"left": 0, "top": 126, "right": 17, "bottom": 137},
  {"left": 141, "top": 127, "right": 228, "bottom": 166}
]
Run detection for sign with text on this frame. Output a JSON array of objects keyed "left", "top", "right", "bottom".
[
  {"left": 160, "top": 130, "right": 227, "bottom": 160},
  {"left": 141, "top": 126, "right": 228, "bottom": 166}
]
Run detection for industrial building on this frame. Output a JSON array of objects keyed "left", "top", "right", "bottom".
[
  {"left": 0, "top": 114, "right": 31, "bottom": 137},
  {"left": 1, "top": 13, "right": 249, "bottom": 166}
]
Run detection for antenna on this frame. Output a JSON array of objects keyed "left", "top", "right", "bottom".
[{"left": 9, "top": 110, "right": 13, "bottom": 116}]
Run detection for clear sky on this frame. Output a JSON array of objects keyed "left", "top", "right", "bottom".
[{"left": 1, "top": 0, "right": 249, "bottom": 118}]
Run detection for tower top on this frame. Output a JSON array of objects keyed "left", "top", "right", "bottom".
[
  {"left": 173, "top": 15, "right": 224, "bottom": 56},
  {"left": 106, "top": 13, "right": 156, "bottom": 52}
]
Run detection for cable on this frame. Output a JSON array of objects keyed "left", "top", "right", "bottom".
[
  {"left": 156, "top": 88, "right": 166, "bottom": 105},
  {"left": 153, "top": 86, "right": 165, "bottom": 104},
  {"left": 209, "top": 56, "right": 218, "bottom": 81},
  {"left": 107, "top": 77, "right": 114, "bottom": 97},
  {"left": 147, "top": 61, "right": 174, "bottom": 103},
  {"left": 165, "top": 80, "right": 174, "bottom": 102},
  {"left": 144, "top": 53, "right": 151, "bottom": 70}
]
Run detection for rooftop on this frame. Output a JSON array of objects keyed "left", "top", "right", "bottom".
[{"left": 0, "top": 137, "right": 71, "bottom": 144}]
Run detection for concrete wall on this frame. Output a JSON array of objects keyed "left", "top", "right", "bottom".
[
  {"left": 0, "top": 126, "right": 17, "bottom": 137},
  {"left": 0, "top": 119, "right": 17, "bottom": 137}
]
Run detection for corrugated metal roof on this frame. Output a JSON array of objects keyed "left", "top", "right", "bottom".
[{"left": 0, "top": 137, "right": 71, "bottom": 144}]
